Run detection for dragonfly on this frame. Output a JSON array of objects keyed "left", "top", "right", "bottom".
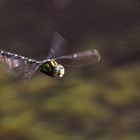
[{"left": 0, "top": 32, "right": 101, "bottom": 79}]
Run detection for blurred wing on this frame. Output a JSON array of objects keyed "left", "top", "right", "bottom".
[
  {"left": 55, "top": 49, "right": 101, "bottom": 66},
  {"left": 47, "top": 32, "right": 67, "bottom": 59},
  {"left": 0, "top": 53, "right": 39, "bottom": 79}
]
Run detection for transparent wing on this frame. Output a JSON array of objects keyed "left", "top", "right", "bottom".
[
  {"left": 0, "top": 53, "right": 40, "bottom": 79},
  {"left": 54, "top": 49, "right": 101, "bottom": 66},
  {"left": 47, "top": 32, "right": 67, "bottom": 59}
]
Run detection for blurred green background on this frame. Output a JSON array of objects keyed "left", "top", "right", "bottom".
[{"left": 0, "top": 0, "right": 140, "bottom": 140}]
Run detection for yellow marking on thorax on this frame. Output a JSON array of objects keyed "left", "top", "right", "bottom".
[{"left": 50, "top": 60, "right": 58, "bottom": 67}]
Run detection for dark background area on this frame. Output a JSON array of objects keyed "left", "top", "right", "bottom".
[{"left": 0, "top": 0, "right": 140, "bottom": 140}]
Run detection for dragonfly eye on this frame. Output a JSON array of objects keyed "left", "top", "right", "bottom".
[{"left": 54, "top": 65, "right": 65, "bottom": 78}]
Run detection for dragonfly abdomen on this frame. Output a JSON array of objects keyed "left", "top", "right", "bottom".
[{"left": 0, "top": 50, "right": 39, "bottom": 64}]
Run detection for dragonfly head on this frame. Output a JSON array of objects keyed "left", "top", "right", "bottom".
[{"left": 54, "top": 64, "right": 65, "bottom": 78}]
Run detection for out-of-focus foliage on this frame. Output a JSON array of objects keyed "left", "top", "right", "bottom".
[
  {"left": 0, "top": 64, "right": 140, "bottom": 140},
  {"left": 0, "top": 0, "right": 140, "bottom": 140}
]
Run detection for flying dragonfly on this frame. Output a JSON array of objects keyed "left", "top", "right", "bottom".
[{"left": 0, "top": 33, "right": 101, "bottom": 79}]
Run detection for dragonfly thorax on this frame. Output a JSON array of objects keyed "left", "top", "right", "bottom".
[{"left": 39, "top": 59, "right": 65, "bottom": 78}]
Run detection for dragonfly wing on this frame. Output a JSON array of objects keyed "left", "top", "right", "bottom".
[
  {"left": 47, "top": 32, "right": 67, "bottom": 59},
  {"left": 55, "top": 49, "right": 101, "bottom": 67},
  {"left": 1, "top": 53, "right": 39, "bottom": 79}
]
